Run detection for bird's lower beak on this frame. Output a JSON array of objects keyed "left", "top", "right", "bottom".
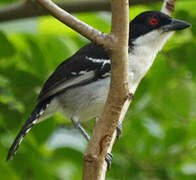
[{"left": 162, "top": 19, "right": 191, "bottom": 32}]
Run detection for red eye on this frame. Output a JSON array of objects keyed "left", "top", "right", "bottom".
[{"left": 149, "top": 17, "right": 158, "bottom": 25}]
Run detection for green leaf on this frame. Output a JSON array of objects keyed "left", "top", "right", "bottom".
[
  {"left": 32, "top": 118, "right": 56, "bottom": 145},
  {"left": 164, "top": 128, "right": 187, "bottom": 147},
  {"left": 0, "top": 102, "right": 22, "bottom": 130},
  {"left": 0, "top": 31, "right": 15, "bottom": 58}
]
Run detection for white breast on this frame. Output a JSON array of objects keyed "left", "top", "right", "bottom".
[
  {"left": 128, "top": 30, "right": 173, "bottom": 93},
  {"left": 128, "top": 45, "right": 157, "bottom": 93}
]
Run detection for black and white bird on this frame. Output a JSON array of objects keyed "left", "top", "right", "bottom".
[{"left": 7, "top": 11, "right": 190, "bottom": 161}]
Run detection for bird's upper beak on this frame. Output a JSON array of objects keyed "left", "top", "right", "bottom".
[{"left": 162, "top": 19, "right": 191, "bottom": 32}]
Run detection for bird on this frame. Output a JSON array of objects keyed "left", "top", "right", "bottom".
[{"left": 7, "top": 11, "right": 190, "bottom": 161}]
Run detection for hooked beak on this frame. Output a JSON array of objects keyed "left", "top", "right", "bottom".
[{"left": 162, "top": 19, "right": 191, "bottom": 32}]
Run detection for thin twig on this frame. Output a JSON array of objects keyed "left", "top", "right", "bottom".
[{"left": 37, "top": 0, "right": 113, "bottom": 49}]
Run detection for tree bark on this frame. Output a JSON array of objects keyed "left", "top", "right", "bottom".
[
  {"left": 0, "top": 0, "right": 163, "bottom": 23},
  {"left": 37, "top": 0, "right": 113, "bottom": 49},
  {"left": 83, "top": 0, "right": 130, "bottom": 179}
]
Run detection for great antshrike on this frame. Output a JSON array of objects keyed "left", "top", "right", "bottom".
[{"left": 7, "top": 11, "right": 190, "bottom": 161}]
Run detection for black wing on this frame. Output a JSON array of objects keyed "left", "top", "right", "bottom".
[{"left": 38, "top": 43, "right": 111, "bottom": 102}]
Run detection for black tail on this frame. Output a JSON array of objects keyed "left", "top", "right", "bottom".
[{"left": 6, "top": 97, "right": 53, "bottom": 161}]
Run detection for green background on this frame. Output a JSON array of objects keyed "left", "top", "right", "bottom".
[{"left": 0, "top": 0, "right": 195, "bottom": 179}]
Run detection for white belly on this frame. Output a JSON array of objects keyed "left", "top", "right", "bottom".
[{"left": 57, "top": 77, "right": 110, "bottom": 121}]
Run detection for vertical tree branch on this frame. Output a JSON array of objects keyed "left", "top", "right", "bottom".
[{"left": 83, "top": 0, "right": 130, "bottom": 179}]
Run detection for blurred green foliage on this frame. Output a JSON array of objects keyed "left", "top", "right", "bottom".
[{"left": 0, "top": 0, "right": 196, "bottom": 179}]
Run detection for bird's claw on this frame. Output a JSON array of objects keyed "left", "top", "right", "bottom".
[{"left": 105, "top": 153, "right": 113, "bottom": 170}]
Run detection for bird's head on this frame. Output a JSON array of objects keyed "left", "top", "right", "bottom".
[{"left": 130, "top": 11, "right": 191, "bottom": 51}]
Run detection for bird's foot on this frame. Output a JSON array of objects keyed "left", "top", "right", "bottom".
[{"left": 105, "top": 152, "right": 113, "bottom": 170}]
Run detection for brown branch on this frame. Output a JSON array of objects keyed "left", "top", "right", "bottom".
[
  {"left": 83, "top": 0, "right": 130, "bottom": 179},
  {"left": 37, "top": 0, "right": 113, "bottom": 49},
  {"left": 0, "top": 0, "right": 162, "bottom": 23}
]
